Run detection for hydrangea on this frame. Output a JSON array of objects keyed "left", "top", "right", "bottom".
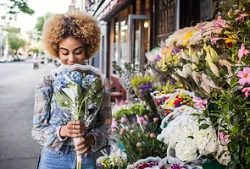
[{"left": 53, "top": 68, "right": 83, "bottom": 91}]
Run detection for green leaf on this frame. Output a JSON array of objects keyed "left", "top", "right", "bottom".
[
  {"left": 245, "top": 146, "right": 250, "bottom": 161},
  {"left": 229, "top": 76, "right": 238, "bottom": 87},
  {"left": 199, "top": 123, "right": 210, "bottom": 130},
  {"left": 231, "top": 125, "right": 239, "bottom": 134}
]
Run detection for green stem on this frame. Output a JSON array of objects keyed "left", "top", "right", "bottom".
[{"left": 77, "top": 161, "right": 81, "bottom": 169}]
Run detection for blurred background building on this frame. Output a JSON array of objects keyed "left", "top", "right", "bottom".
[{"left": 75, "top": 0, "right": 219, "bottom": 79}]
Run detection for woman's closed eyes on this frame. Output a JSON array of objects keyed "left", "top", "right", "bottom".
[{"left": 59, "top": 46, "right": 84, "bottom": 56}]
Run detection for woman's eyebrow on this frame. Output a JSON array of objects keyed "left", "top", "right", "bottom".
[
  {"left": 73, "top": 45, "right": 84, "bottom": 51},
  {"left": 59, "top": 45, "right": 84, "bottom": 51},
  {"left": 59, "top": 47, "right": 69, "bottom": 51}
]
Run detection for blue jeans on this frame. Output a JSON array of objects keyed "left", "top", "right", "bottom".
[{"left": 38, "top": 147, "right": 96, "bottom": 169}]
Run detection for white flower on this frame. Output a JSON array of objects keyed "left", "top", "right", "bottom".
[
  {"left": 157, "top": 99, "right": 219, "bottom": 164},
  {"left": 175, "top": 138, "right": 198, "bottom": 161},
  {"left": 175, "top": 64, "right": 192, "bottom": 78},
  {"left": 215, "top": 144, "right": 231, "bottom": 165},
  {"left": 193, "top": 124, "right": 218, "bottom": 155}
]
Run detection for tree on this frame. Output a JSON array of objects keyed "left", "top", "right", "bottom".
[
  {"left": 29, "top": 47, "right": 39, "bottom": 56},
  {"left": 5, "top": 26, "right": 26, "bottom": 55},
  {"left": 34, "top": 13, "right": 53, "bottom": 36},
  {"left": 8, "top": 34, "right": 26, "bottom": 55},
  {"left": 0, "top": 0, "right": 34, "bottom": 20}
]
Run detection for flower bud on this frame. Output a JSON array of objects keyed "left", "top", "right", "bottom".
[
  {"left": 119, "top": 128, "right": 126, "bottom": 136},
  {"left": 136, "top": 142, "right": 142, "bottom": 147},
  {"left": 120, "top": 116, "right": 128, "bottom": 123},
  {"left": 149, "top": 133, "right": 156, "bottom": 138},
  {"left": 153, "top": 117, "right": 159, "bottom": 123}
]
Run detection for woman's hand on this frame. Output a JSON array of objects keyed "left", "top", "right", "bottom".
[
  {"left": 60, "top": 120, "right": 86, "bottom": 138},
  {"left": 75, "top": 134, "right": 95, "bottom": 155}
]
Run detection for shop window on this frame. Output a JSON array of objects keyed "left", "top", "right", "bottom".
[
  {"left": 111, "top": 5, "right": 132, "bottom": 74},
  {"left": 154, "top": 0, "right": 176, "bottom": 44},
  {"left": 179, "top": 0, "right": 200, "bottom": 28},
  {"left": 113, "top": 19, "right": 128, "bottom": 68}
]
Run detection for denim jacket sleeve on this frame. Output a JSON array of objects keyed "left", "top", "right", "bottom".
[
  {"left": 89, "top": 80, "right": 112, "bottom": 152},
  {"left": 31, "top": 76, "right": 64, "bottom": 150}
]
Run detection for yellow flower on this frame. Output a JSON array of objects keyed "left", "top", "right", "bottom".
[
  {"left": 224, "top": 34, "right": 237, "bottom": 44},
  {"left": 161, "top": 47, "right": 172, "bottom": 61},
  {"left": 182, "top": 31, "right": 194, "bottom": 46}
]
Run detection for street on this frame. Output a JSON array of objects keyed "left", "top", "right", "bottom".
[{"left": 0, "top": 62, "right": 54, "bottom": 169}]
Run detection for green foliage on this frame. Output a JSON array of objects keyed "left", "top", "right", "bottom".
[
  {"left": 120, "top": 125, "right": 168, "bottom": 164},
  {"left": 0, "top": 0, "right": 34, "bottom": 20},
  {"left": 7, "top": 33, "right": 25, "bottom": 54},
  {"left": 35, "top": 13, "right": 53, "bottom": 35},
  {"left": 210, "top": 88, "right": 250, "bottom": 168},
  {"left": 55, "top": 77, "right": 104, "bottom": 121},
  {"left": 154, "top": 82, "right": 183, "bottom": 94},
  {"left": 29, "top": 48, "right": 39, "bottom": 56},
  {"left": 4, "top": 26, "right": 25, "bottom": 54},
  {"left": 113, "top": 103, "right": 151, "bottom": 120},
  {"left": 4, "top": 26, "right": 20, "bottom": 34},
  {"left": 131, "top": 75, "right": 154, "bottom": 91},
  {"left": 97, "top": 155, "right": 127, "bottom": 169},
  {"left": 112, "top": 61, "right": 139, "bottom": 77}
]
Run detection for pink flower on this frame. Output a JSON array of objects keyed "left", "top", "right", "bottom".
[
  {"left": 214, "top": 16, "right": 227, "bottom": 28},
  {"left": 192, "top": 97, "right": 207, "bottom": 110},
  {"left": 198, "top": 22, "right": 206, "bottom": 34},
  {"left": 120, "top": 116, "right": 128, "bottom": 123},
  {"left": 137, "top": 116, "right": 148, "bottom": 125},
  {"left": 111, "top": 118, "right": 118, "bottom": 131},
  {"left": 210, "top": 35, "right": 223, "bottom": 45},
  {"left": 242, "top": 87, "right": 250, "bottom": 97},
  {"left": 171, "top": 164, "right": 182, "bottom": 169},
  {"left": 238, "top": 44, "right": 250, "bottom": 60},
  {"left": 218, "top": 132, "right": 230, "bottom": 145},
  {"left": 237, "top": 67, "right": 250, "bottom": 86},
  {"left": 236, "top": 13, "right": 248, "bottom": 22}
]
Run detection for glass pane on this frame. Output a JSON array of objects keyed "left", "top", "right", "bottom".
[
  {"left": 134, "top": 21, "right": 140, "bottom": 66},
  {"left": 133, "top": 19, "right": 150, "bottom": 68},
  {"left": 113, "top": 21, "right": 119, "bottom": 67},
  {"left": 119, "top": 20, "right": 128, "bottom": 66}
]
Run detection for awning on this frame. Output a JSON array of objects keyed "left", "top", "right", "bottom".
[{"left": 93, "top": 0, "right": 132, "bottom": 21}]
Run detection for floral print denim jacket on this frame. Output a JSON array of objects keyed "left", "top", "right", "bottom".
[{"left": 31, "top": 69, "right": 112, "bottom": 152}]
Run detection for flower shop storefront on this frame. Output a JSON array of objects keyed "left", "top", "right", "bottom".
[
  {"left": 97, "top": 0, "right": 151, "bottom": 74},
  {"left": 96, "top": 1, "right": 250, "bottom": 169}
]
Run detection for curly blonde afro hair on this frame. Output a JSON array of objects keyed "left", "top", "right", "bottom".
[{"left": 42, "top": 12, "right": 100, "bottom": 59}]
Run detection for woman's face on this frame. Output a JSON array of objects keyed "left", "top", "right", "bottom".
[{"left": 58, "top": 37, "right": 86, "bottom": 65}]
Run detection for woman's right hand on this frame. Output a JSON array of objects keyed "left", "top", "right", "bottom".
[{"left": 59, "top": 120, "right": 86, "bottom": 138}]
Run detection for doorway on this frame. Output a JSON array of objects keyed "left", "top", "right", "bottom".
[{"left": 128, "top": 14, "right": 150, "bottom": 74}]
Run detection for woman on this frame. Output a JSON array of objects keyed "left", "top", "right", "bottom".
[{"left": 32, "top": 12, "right": 111, "bottom": 169}]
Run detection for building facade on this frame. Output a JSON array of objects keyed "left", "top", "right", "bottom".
[{"left": 84, "top": 0, "right": 218, "bottom": 79}]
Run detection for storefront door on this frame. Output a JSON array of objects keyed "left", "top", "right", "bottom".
[{"left": 128, "top": 14, "right": 150, "bottom": 74}]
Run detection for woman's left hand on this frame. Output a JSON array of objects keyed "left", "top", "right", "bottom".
[{"left": 74, "top": 134, "right": 95, "bottom": 155}]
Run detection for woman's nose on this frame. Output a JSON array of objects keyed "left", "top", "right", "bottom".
[{"left": 68, "top": 53, "right": 76, "bottom": 63}]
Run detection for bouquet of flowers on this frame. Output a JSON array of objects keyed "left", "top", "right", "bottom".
[
  {"left": 111, "top": 103, "right": 167, "bottom": 164},
  {"left": 151, "top": 89, "right": 195, "bottom": 117},
  {"left": 143, "top": 1, "right": 250, "bottom": 168},
  {"left": 126, "top": 156, "right": 165, "bottom": 169},
  {"left": 97, "top": 145, "right": 128, "bottom": 169},
  {"left": 131, "top": 75, "right": 158, "bottom": 114},
  {"left": 53, "top": 64, "right": 105, "bottom": 169}
]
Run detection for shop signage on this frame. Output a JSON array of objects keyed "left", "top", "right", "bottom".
[{"left": 98, "top": 0, "right": 123, "bottom": 19}]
